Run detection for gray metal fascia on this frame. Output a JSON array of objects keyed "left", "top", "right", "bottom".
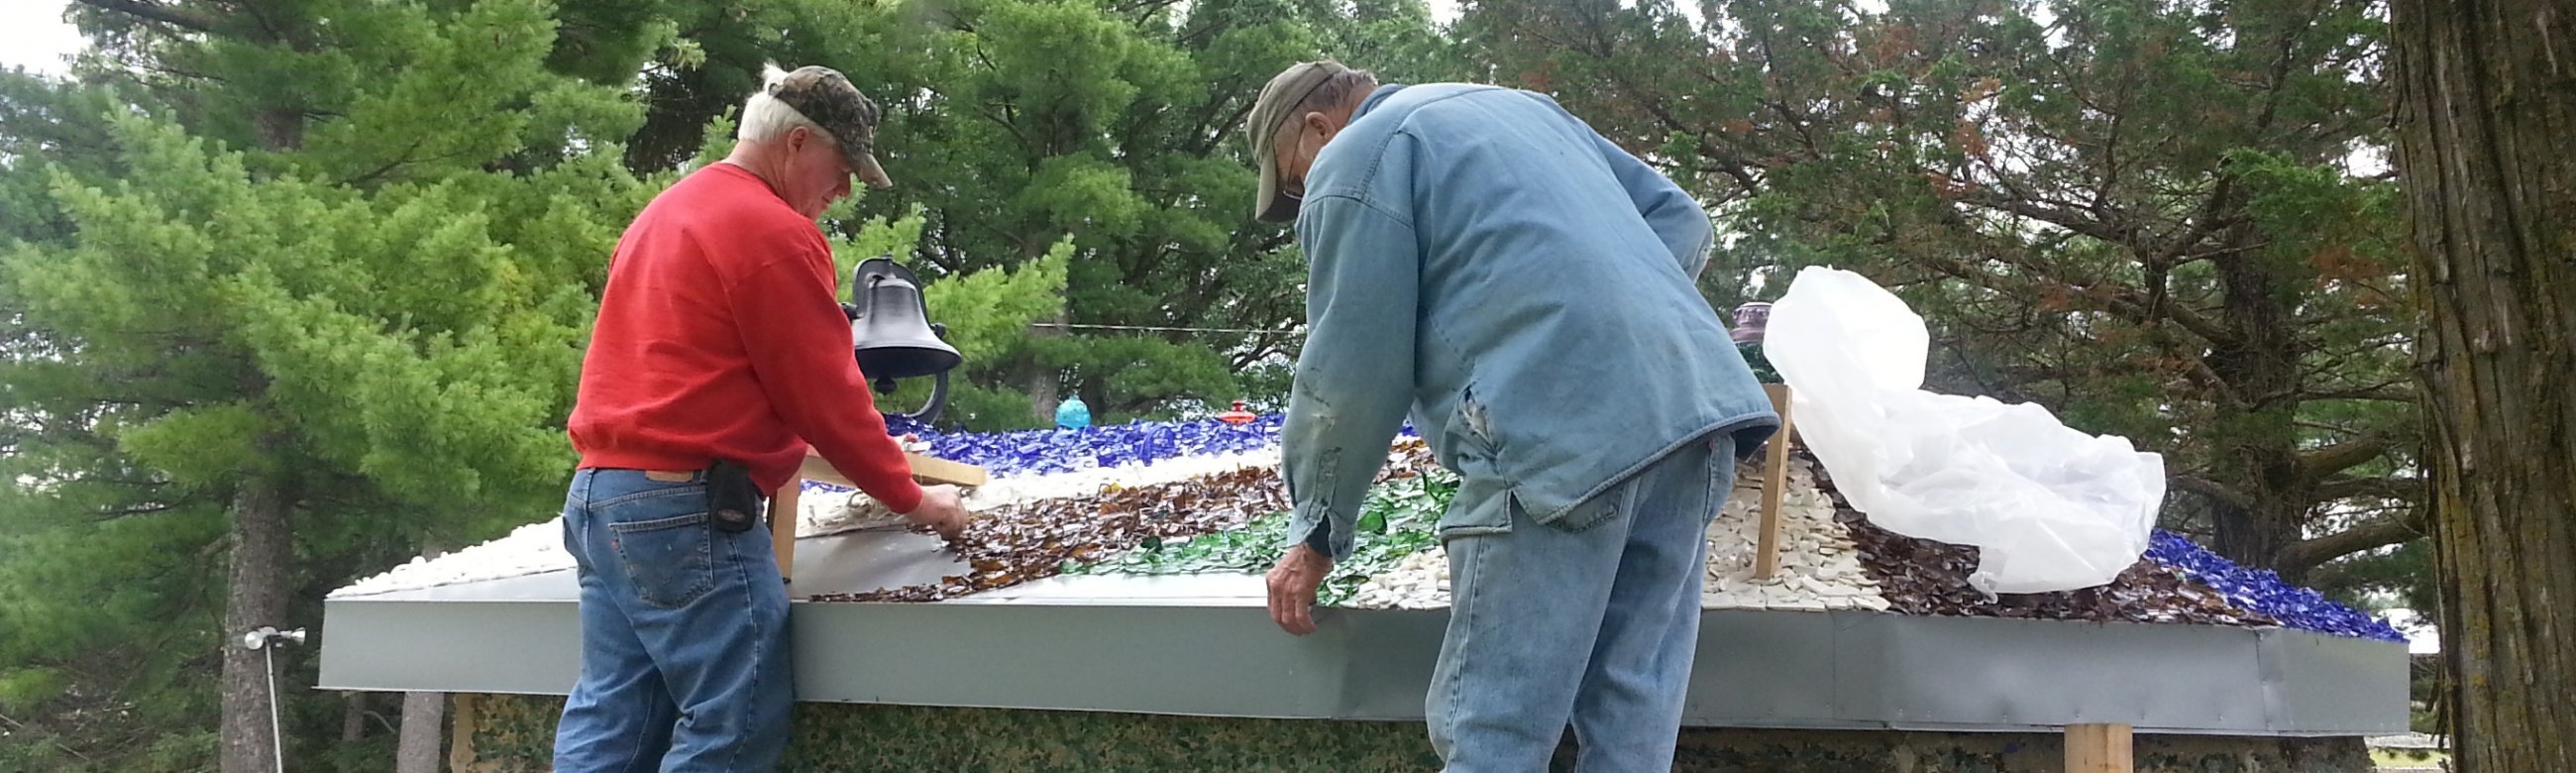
[{"left": 317, "top": 589, "right": 2408, "bottom": 735}]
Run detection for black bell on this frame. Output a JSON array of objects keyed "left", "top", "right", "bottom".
[{"left": 843, "top": 256, "right": 962, "bottom": 424}]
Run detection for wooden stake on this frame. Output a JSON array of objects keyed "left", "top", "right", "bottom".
[
  {"left": 2065, "top": 723, "right": 2134, "bottom": 773},
  {"left": 768, "top": 483, "right": 801, "bottom": 584},
  {"left": 1754, "top": 383, "right": 1797, "bottom": 580}
]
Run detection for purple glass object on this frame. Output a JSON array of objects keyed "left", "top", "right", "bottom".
[
  {"left": 2144, "top": 531, "right": 2406, "bottom": 642},
  {"left": 1731, "top": 302, "right": 1771, "bottom": 345}
]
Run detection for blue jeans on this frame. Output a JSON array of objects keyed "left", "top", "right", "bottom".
[
  {"left": 553, "top": 468, "right": 793, "bottom": 772},
  {"left": 1429, "top": 436, "right": 1733, "bottom": 772}
]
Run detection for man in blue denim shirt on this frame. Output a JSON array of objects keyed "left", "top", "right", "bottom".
[{"left": 1246, "top": 60, "right": 1778, "bottom": 771}]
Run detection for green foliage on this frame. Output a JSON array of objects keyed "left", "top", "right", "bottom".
[
  {"left": 1, "top": 1, "right": 660, "bottom": 768},
  {"left": 3, "top": 0, "right": 2442, "bottom": 765},
  {"left": 859, "top": 225, "right": 1078, "bottom": 431},
  {"left": 5, "top": 0, "right": 1465, "bottom": 762},
  {"left": 743, "top": 0, "right": 1469, "bottom": 420},
  {"left": 1458, "top": 0, "right": 2417, "bottom": 578},
  {"left": 0, "top": 667, "right": 68, "bottom": 713},
  {"left": 916, "top": 239, "right": 1075, "bottom": 369},
  {"left": 11, "top": 106, "right": 627, "bottom": 515}
]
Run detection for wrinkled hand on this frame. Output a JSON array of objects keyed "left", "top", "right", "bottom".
[
  {"left": 902, "top": 485, "right": 970, "bottom": 541},
  {"left": 1265, "top": 544, "right": 1333, "bottom": 635}
]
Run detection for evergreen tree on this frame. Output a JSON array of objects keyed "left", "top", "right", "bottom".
[
  {"left": 2391, "top": 0, "right": 2576, "bottom": 766},
  {"left": 625, "top": 0, "right": 1466, "bottom": 424},
  {"left": 4, "top": 1, "right": 654, "bottom": 768},
  {"left": 1454, "top": 0, "right": 2417, "bottom": 584}
]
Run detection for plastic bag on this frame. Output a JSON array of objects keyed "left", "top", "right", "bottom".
[{"left": 1764, "top": 267, "right": 2162, "bottom": 595}]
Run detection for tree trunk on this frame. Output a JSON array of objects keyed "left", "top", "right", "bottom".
[
  {"left": 2205, "top": 221, "right": 2313, "bottom": 575},
  {"left": 395, "top": 541, "right": 450, "bottom": 773},
  {"left": 2208, "top": 494, "right": 2309, "bottom": 579},
  {"left": 395, "top": 691, "right": 446, "bottom": 773},
  {"left": 1024, "top": 307, "right": 1067, "bottom": 423},
  {"left": 255, "top": 106, "right": 303, "bottom": 154},
  {"left": 220, "top": 476, "right": 293, "bottom": 773},
  {"left": 341, "top": 692, "right": 366, "bottom": 743},
  {"left": 2390, "top": 1, "right": 2576, "bottom": 770}
]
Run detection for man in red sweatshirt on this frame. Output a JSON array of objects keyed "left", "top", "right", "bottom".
[{"left": 551, "top": 63, "right": 970, "bottom": 773}]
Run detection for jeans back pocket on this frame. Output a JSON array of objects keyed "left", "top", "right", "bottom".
[{"left": 602, "top": 491, "right": 714, "bottom": 609}]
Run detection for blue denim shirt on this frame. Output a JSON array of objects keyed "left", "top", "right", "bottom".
[{"left": 1282, "top": 83, "right": 1780, "bottom": 560}]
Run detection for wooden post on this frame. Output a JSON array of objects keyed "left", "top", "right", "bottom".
[
  {"left": 392, "top": 691, "right": 443, "bottom": 773},
  {"left": 1754, "top": 383, "right": 1797, "bottom": 580},
  {"left": 445, "top": 694, "right": 478, "bottom": 773},
  {"left": 768, "top": 482, "right": 802, "bottom": 584},
  {"left": 2065, "top": 722, "right": 2134, "bottom": 773}
]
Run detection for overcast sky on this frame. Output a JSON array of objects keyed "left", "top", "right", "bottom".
[{"left": 0, "top": 2, "right": 80, "bottom": 76}]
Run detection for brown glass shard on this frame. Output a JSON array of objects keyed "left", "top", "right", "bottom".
[
  {"left": 1809, "top": 452, "right": 2277, "bottom": 627},
  {"left": 812, "top": 443, "right": 1439, "bottom": 603}
]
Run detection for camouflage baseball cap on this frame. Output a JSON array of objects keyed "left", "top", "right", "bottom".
[{"left": 769, "top": 65, "right": 894, "bottom": 190}]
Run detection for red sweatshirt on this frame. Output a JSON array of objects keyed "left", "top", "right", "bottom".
[{"left": 569, "top": 164, "right": 924, "bottom": 512}]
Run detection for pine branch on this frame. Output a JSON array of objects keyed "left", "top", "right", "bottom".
[
  {"left": 2276, "top": 509, "right": 2428, "bottom": 578},
  {"left": 72, "top": 0, "right": 217, "bottom": 33},
  {"left": 2300, "top": 435, "right": 2396, "bottom": 481},
  {"left": 2315, "top": 475, "right": 2422, "bottom": 502},
  {"left": 2173, "top": 474, "right": 2256, "bottom": 511},
  {"left": 0, "top": 710, "right": 97, "bottom": 763},
  {"left": 2303, "top": 385, "right": 2416, "bottom": 402},
  {"left": 93, "top": 501, "right": 184, "bottom": 519}
]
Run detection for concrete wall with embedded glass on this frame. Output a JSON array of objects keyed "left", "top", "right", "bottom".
[{"left": 445, "top": 694, "right": 2370, "bottom": 773}]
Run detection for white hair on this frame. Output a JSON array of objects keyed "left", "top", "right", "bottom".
[{"left": 737, "top": 62, "right": 829, "bottom": 144}]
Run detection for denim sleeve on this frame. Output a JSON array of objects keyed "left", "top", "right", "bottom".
[
  {"left": 1281, "top": 193, "right": 1421, "bottom": 562},
  {"left": 1525, "top": 91, "right": 1715, "bottom": 279},
  {"left": 1591, "top": 132, "right": 1713, "bottom": 280}
]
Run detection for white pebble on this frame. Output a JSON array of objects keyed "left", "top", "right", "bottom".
[{"left": 333, "top": 447, "right": 1288, "bottom": 599}]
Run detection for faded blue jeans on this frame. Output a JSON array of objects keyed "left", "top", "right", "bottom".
[
  {"left": 1429, "top": 435, "right": 1734, "bottom": 772},
  {"left": 553, "top": 468, "right": 793, "bottom": 772}
]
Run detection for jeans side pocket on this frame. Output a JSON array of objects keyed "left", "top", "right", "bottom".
[
  {"left": 1542, "top": 482, "right": 1633, "bottom": 534},
  {"left": 1438, "top": 478, "right": 1517, "bottom": 541},
  {"left": 606, "top": 501, "right": 714, "bottom": 609},
  {"left": 1704, "top": 436, "right": 1741, "bottom": 528}
]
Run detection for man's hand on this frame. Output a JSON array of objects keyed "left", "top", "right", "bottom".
[
  {"left": 1265, "top": 544, "right": 1333, "bottom": 635},
  {"left": 901, "top": 485, "right": 971, "bottom": 541}
]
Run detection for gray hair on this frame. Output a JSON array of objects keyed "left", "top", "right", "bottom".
[
  {"left": 1286, "top": 67, "right": 1379, "bottom": 133},
  {"left": 737, "top": 63, "right": 832, "bottom": 145}
]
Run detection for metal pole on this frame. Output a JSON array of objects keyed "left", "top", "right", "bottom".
[{"left": 265, "top": 641, "right": 284, "bottom": 773}]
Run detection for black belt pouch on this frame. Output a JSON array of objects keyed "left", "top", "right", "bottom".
[{"left": 704, "top": 458, "right": 763, "bottom": 533}]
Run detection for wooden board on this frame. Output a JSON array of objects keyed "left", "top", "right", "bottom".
[
  {"left": 2066, "top": 722, "right": 2134, "bottom": 773},
  {"left": 446, "top": 694, "right": 479, "bottom": 773},
  {"left": 768, "top": 482, "right": 801, "bottom": 584},
  {"left": 1754, "top": 383, "right": 1797, "bottom": 580},
  {"left": 903, "top": 453, "right": 989, "bottom": 487},
  {"left": 799, "top": 451, "right": 989, "bottom": 488}
]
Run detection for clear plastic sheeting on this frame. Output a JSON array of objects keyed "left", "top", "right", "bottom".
[{"left": 1764, "top": 267, "right": 2162, "bottom": 595}]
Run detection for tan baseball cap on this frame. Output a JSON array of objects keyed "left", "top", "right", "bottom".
[
  {"left": 1245, "top": 60, "right": 1349, "bottom": 223},
  {"left": 768, "top": 65, "right": 895, "bottom": 190}
]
